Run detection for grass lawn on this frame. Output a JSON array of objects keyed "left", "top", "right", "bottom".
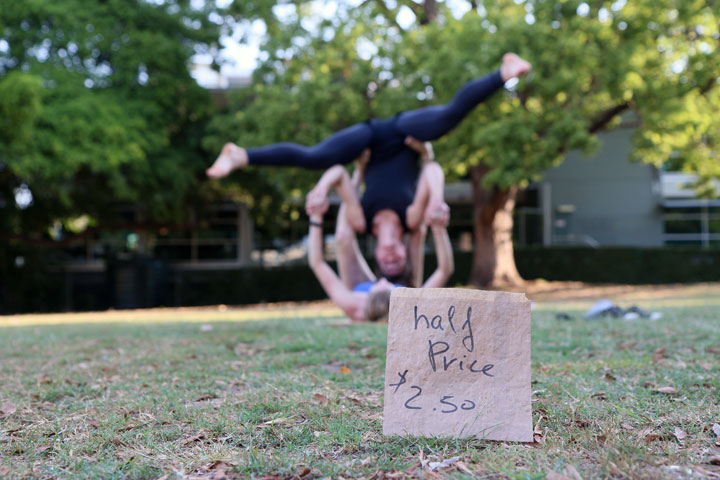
[{"left": 1, "top": 285, "right": 719, "bottom": 479}]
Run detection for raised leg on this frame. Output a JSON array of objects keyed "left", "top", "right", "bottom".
[
  {"left": 207, "top": 122, "right": 374, "bottom": 178},
  {"left": 396, "top": 53, "right": 531, "bottom": 141}
]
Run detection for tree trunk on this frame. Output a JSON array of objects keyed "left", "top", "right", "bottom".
[{"left": 469, "top": 165, "right": 524, "bottom": 288}]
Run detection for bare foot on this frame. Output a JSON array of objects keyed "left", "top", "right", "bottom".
[
  {"left": 500, "top": 53, "right": 531, "bottom": 82},
  {"left": 206, "top": 143, "right": 248, "bottom": 179}
]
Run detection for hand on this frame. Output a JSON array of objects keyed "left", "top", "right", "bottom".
[
  {"left": 305, "top": 186, "right": 329, "bottom": 216},
  {"left": 405, "top": 136, "right": 434, "bottom": 162},
  {"left": 425, "top": 198, "right": 450, "bottom": 227}
]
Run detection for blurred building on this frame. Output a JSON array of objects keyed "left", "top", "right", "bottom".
[{"left": 445, "top": 117, "right": 719, "bottom": 251}]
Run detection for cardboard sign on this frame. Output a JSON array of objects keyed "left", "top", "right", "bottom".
[{"left": 382, "top": 288, "right": 533, "bottom": 442}]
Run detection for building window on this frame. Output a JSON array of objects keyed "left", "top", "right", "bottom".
[{"left": 662, "top": 202, "right": 720, "bottom": 248}]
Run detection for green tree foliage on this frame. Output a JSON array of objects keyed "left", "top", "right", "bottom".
[
  {"left": 217, "top": 0, "right": 719, "bottom": 188},
  {"left": 211, "top": 0, "right": 718, "bottom": 283},
  {"left": 0, "top": 0, "right": 223, "bottom": 239}
]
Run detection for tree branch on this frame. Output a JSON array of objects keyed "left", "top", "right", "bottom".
[
  {"left": 371, "top": 0, "right": 406, "bottom": 32},
  {"left": 699, "top": 74, "right": 718, "bottom": 96},
  {"left": 588, "top": 101, "right": 631, "bottom": 134}
]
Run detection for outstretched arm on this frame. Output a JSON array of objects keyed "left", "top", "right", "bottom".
[
  {"left": 403, "top": 137, "right": 443, "bottom": 283},
  {"left": 421, "top": 224, "right": 455, "bottom": 288},
  {"left": 307, "top": 213, "right": 365, "bottom": 321},
  {"left": 334, "top": 151, "right": 376, "bottom": 288}
]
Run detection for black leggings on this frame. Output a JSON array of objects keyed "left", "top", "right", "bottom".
[{"left": 247, "top": 70, "right": 505, "bottom": 169}]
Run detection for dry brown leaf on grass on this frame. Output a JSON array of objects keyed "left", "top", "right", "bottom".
[
  {"left": 705, "top": 347, "right": 720, "bottom": 354},
  {"left": 673, "top": 427, "right": 688, "bottom": 442},
  {"left": 533, "top": 416, "right": 546, "bottom": 445},
  {"left": 117, "top": 423, "right": 148, "bottom": 432},
  {"left": 573, "top": 418, "right": 591, "bottom": 428},
  {"left": 639, "top": 428, "right": 663, "bottom": 443},
  {"left": 115, "top": 449, "right": 135, "bottom": 459},
  {"left": 312, "top": 393, "right": 329, "bottom": 405},
  {"left": 454, "top": 461, "right": 475, "bottom": 475},
  {"left": 111, "top": 437, "right": 127, "bottom": 447},
  {"left": 656, "top": 386, "right": 679, "bottom": 395},
  {"left": 36, "top": 444, "right": 52, "bottom": 453},
  {"left": 294, "top": 466, "right": 312, "bottom": 478},
  {"left": 712, "top": 423, "right": 720, "bottom": 438},
  {"left": 591, "top": 392, "right": 607, "bottom": 401},
  {"left": 340, "top": 366, "right": 351, "bottom": 374},
  {"left": 196, "top": 394, "right": 218, "bottom": 402},
  {"left": 0, "top": 401, "right": 16, "bottom": 418},
  {"left": 181, "top": 433, "right": 206, "bottom": 445},
  {"left": 708, "top": 456, "right": 720, "bottom": 466}
]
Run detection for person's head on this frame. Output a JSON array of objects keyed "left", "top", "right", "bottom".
[
  {"left": 374, "top": 236, "right": 407, "bottom": 278},
  {"left": 364, "top": 278, "right": 393, "bottom": 322}
]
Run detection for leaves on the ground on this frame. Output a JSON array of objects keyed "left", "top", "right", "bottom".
[
  {"left": 0, "top": 401, "right": 16, "bottom": 418},
  {"left": 117, "top": 423, "right": 146, "bottom": 432},
  {"left": 656, "top": 386, "right": 679, "bottom": 395},
  {"left": 184, "top": 460, "right": 240, "bottom": 480},
  {"left": 639, "top": 428, "right": 663, "bottom": 443},
  {"left": 705, "top": 347, "right": 720, "bottom": 354},
  {"left": 708, "top": 456, "right": 720, "bottom": 466},
  {"left": 181, "top": 433, "right": 206, "bottom": 445},
  {"left": 195, "top": 394, "right": 218, "bottom": 402},
  {"left": 533, "top": 417, "right": 546, "bottom": 445},
  {"left": 340, "top": 366, "right": 351, "bottom": 374},
  {"left": 712, "top": 424, "right": 720, "bottom": 439},
  {"left": 295, "top": 466, "right": 311, "bottom": 478},
  {"left": 312, "top": 393, "right": 329, "bottom": 405},
  {"left": 36, "top": 444, "right": 52, "bottom": 454},
  {"left": 673, "top": 427, "right": 687, "bottom": 442}
]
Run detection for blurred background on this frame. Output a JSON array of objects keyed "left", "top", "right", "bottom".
[{"left": 1, "top": 0, "right": 719, "bottom": 313}]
